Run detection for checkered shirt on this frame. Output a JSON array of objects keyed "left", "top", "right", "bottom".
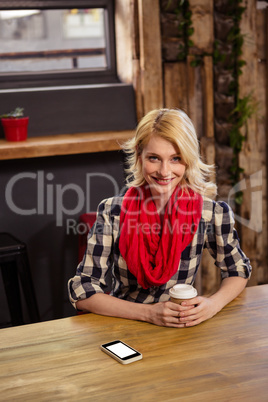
[{"left": 68, "top": 195, "right": 252, "bottom": 307}]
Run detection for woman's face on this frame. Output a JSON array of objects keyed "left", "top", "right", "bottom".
[{"left": 140, "top": 135, "right": 186, "bottom": 200}]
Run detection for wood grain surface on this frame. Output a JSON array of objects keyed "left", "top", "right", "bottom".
[
  {"left": 0, "top": 285, "right": 268, "bottom": 401},
  {"left": 0, "top": 130, "right": 134, "bottom": 160}
]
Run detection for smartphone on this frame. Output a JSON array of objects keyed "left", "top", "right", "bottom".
[{"left": 100, "top": 340, "right": 142, "bottom": 364}]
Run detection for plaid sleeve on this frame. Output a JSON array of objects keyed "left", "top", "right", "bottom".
[
  {"left": 68, "top": 198, "right": 114, "bottom": 307},
  {"left": 205, "top": 201, "right": 252, "bottom": 279}
]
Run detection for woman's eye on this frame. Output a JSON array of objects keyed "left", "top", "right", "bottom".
[
  {"left": 148, "top": 156, "right": 159, "bottom": 161},
  {"left": 172, "top": 156, "right": 182, "bottom": 162}
]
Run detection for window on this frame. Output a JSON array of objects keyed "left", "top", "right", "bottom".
[
  {"left": 0, "top": 9, "right": 107, "bottom": 72},
  {"left": 0, "top": 0, "right": 136, "bottom": 137},
  {"left": 0, "top": 0, "right": 117, "bottom": 89}
]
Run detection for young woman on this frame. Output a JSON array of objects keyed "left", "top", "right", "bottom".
[{"left": 68, "top": 108, "right": 251, "bottom": 328}]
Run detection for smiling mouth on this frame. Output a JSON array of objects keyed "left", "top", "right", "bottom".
[{"left": 152, "top": 177, "right": 175, "bottom": 185}]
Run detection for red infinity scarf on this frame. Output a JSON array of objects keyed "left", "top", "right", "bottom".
[{"left": 119, "top": 185, "right": 203, "bottom": 289}]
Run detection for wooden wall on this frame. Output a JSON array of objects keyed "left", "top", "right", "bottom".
[
  {"left": 238, "top": 3, "right": 267, "bottom": 287},
  {"left": 115, "top": 0, "right": 268, "bottom": 294}
]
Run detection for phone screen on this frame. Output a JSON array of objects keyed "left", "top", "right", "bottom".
[
  {"left": 106, "top": 342, "right": 137, "bottom": 358},
  {"left": 101, "top": 340, "right": 142, "bottom": 364}
]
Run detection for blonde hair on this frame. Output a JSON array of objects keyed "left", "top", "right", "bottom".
[{"left": 123, "top": 108, "right": 217, "bottom": 198}]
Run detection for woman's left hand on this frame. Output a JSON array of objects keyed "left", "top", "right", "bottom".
[{"left": 178, "top": 296, "right": 219, "bottom": 327}]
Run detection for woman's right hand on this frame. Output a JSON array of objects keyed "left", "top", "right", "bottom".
[{"left": 146, "top": 301, "right": 194, "bottom": 328}]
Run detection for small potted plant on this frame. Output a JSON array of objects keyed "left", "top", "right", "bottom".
[{"left": 0, "top": 107, "right": 29, "bottom": 141}]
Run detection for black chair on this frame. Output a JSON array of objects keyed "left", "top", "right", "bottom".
[{"left": 0, "top": 232, "right": 40, "bottom": 326}]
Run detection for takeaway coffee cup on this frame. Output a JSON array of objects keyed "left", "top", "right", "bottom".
[{"left": 169, "top": 284, "right": 198, "bottom": 304}]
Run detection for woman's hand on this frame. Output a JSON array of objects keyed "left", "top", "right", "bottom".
[
  {"left": 147, "top": 301, "right": 195, "bottom": 328},
  {"left": 178, "top": 277, "right": 248, "bottom": 327},
  {"left": 147, "top": 298, "right": 217, "bottom": 327},
  {"left": 177, "top": 296, "right": 218, "bottom": 327}
]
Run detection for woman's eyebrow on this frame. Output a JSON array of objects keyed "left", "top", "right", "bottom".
[{"left": 146, "top": 152, "right": 181, "bottom": 157}]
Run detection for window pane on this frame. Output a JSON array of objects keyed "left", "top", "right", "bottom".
[{"left": 0, "top": 8, "right": 107, "bottom": 73}]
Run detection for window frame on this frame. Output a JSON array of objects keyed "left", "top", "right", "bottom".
[{"left": 0, "top": 0, "right": 118, "bottom": 89}]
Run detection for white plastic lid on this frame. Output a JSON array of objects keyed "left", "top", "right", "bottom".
[{"left": 169, "top": 284, "right": 197, "bottom": 299}]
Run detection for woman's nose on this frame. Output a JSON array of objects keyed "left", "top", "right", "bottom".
[{"left": 159, "top": 161, "right": 170, "bottom": 177}]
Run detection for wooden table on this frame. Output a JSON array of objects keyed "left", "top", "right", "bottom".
[{"left": 1, "top": 285, "right": 268, "bottom": 401}]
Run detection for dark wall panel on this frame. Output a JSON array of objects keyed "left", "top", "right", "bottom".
[
  {"left": 0, "top": 151, "right": 126, "bottom": 325},
  {"left": 0, "top": 84, "right": 137, "bottom": 137}
]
